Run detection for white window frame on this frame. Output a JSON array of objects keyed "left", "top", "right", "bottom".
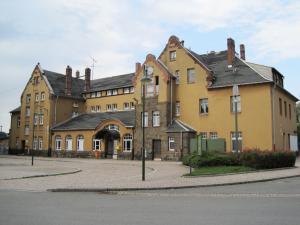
[
  {"left": 55, "top": 136, "right": 62, "bottom": 151},
  {"left": 124, "top": 88, "right": 130, "bottom": 94},
  {"left": 130, "top": 87, "right": 134, "bottom": 93},
  {"left": 187, "top": 68, "right": 196, "bottom": 84},
  {"left": 170, "top": 50, "right": 176, "bottom": 61},
  {"left": 107, "top": 90, "right": 112, "bottom": 96},
  {"left": 168, "top": 137, "right": 175, "bottom": 151},
  {"left": 231, "top": 131, "right": 242, "bottom": 152},
  {"left": 26, "top": 107, "right": 30, "bottom": 117},
  {"left": 130, "top": 102, "right": 135, "bottom": 109},
  {"left": 112, "top": 89, "right": 118, "bottom": 95},
  {"left": 176, "top": 101, "right": 180, "bottom": 116},
  {"left": 66, "top": 136, "right": 73, "bottom": 151},
  {"left": 38, "top": 137, "right": 43, "bottom": 150},
  {"left": 33, "top": 137, "right": 38, "bottom": 150},
  {"left": 112, "top": 104, "right": 117, "bottom": 111},
  {"left": 26, "top": 94, "right": 31, "bottom": 104},
  {"left": 231, "top": 95, "right": 241, "bottom": 113},
  {"left": 39, "top": 114, "right": 44, "bottom": 125},
  {"left": 124, "top": 102, "right": 129, "bottom": 110},
  {"left": 96, "top": 105, "right": 101, "bottom": 112},
  {"left": 91, "top": 92, "right": 96, "bottom": 98},
  {"left": 142, "top": 112, "right": 148, "bottom": 127},
  {"left": 175, "top": 70, "right": 180, "bottom": 84},
  {"left": 72, "top": 111, "right": 78, "bottom": 117},
  {"left": 123, "top": 134, "right": 133, "bottom": 152},
  {"left": 199, "top": 132, "right": 207, "bottom": 139},
  {"left": 34, "top": 113, "right": 38, "bottom": 125},
  {"left": 96, "top": 92, "right": 101, "bottom": 97},
  {"left": 210, "top": 132, "right": 218, "bottom": 139},
  {"left": 35, "top": 93, "right": 39, "bottom": 102},
  {"left": 93, "top": 139, "right": 101, "bottom": 151},
  {"left": 152, "top": 111, "right": 160, "bottom": 127},
  {"left": 25, "top": 125, "right": 29, "bottom": 135},
  {"left": 91, "top": 106, "right": 96, "bottom": 113},
  {"left": 40, "top": 92, "right": 45, "bottom": 101},
  {"left": 106, "top": 104, "right": 112, "bottom": 112},
  {"left": 77, "top": 135, "right": 84, "bottom": 151},
  {"left": 200, "top": 98, "right": 208, "bottom": 114}
]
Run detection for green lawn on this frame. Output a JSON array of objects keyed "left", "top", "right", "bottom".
[{"left": 185, "top": 166, "right": 255, "bottom": 176}]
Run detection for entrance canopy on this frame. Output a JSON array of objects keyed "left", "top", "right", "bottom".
[{"left": 95, "top": 128, "right": 120, "bottom": 140}]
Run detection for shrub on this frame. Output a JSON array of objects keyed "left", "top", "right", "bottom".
[
  {"left": 182, "top": 150, "right": 296, "bottom": 169},
  {"left": 182, "top": 152, "right": 240, "bottom": 168},
  {"left": 240, "top": 150, "right": 296, "bottom": 169}
]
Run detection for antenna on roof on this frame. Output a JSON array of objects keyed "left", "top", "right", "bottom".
[{"left": 90, "top": 56, "right": 97, "bottom": 80}]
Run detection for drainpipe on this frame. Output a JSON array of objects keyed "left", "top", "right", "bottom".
[
  {"left": 54, "top": 96, "right": 59, "bottom": 125},
  {"left": 271, "top": 83, "right": 276, "bottom": 150},
  {"left": 170, "top": 77, "right": 173, "bottom": 124}
]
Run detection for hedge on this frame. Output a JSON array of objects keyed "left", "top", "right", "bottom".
[{"left": 182, "top": 150, "right": 296, "bottom": 169}]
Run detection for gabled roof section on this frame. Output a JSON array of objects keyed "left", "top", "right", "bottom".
[
  {"left": 166, "top": 120, "right": 196, "bottom": 133},
  {"left": 10, "top": 106, "right": 21, "bottom": 113},
  {"left": 51, "top": 111, "right": 135, "bottom": 131},
  {"left": 86, "top": 73, "right": 135, "bottom": 93},
  {"left": 43, "top": 70, "right": 85, "bottom": 99},
  {"left": 190, "top": 50, "right": 272, "bottom": 88}
]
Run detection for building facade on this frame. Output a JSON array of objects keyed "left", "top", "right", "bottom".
[{"left": 9, "top": 36, "right": 299, "bottom": 160}]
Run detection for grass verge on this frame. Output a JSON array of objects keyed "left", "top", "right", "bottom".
[{"left": 185, "top": 166, "right": 255, "bottom": 176}]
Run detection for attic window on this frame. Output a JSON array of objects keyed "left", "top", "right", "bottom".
[{"left": 170, "top": 51, "right": 176, "bottom": 61}]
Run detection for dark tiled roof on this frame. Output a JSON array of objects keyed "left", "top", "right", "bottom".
[
  {"left": 52, "top": 111, "right": 135, "bottom": 131},
  {"left": 0, "top": 132, "right": 9, "bottom": 140},
  {"left": 43, "top": 70, "right": 85, "bottom": 99},
  {"left": 188, "top": 50, "right": 272, "bottom": 88},
  {"left": 166, "top": 120, "right": 196, "bottom": 133},
  {"left": 87, "top": 73, "right": 135, "bottom": 93},
  {"left": 10, "top": 106, "right": 21, "bottom": 113}
]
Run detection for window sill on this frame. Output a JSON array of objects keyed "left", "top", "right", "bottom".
[{"left": 200, "top": 113, "right": 208, "bottom": 116}]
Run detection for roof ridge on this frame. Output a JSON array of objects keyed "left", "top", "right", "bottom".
[{"left": 176, "top": 119, "right": 196, "bottom": 132}]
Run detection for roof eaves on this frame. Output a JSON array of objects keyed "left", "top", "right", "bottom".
[
  {"left": 43, "top": 74, "right": 55, "bottom": 95},
  {"left": 208, "top": 80, "right": 273, "bottom": 89}
]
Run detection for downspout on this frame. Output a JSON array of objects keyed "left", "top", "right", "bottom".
[
  {"left": 54, "top": 95, "right": 59, "bottom": 125},
  {"left": 271, "top": 83, "right": 276, "bottom": 150},
  {"left": 170, "top": 77, "right": 173, "bottom": 124},
  {"left": 180, "top": 131, "right": 183, "bottom": 158}
]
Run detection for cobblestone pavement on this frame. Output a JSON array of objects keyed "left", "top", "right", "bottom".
[{"left": 0, "top": 155, "right": 299, "bottom": 192}]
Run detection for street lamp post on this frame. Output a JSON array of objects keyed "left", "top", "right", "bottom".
[
  {"left": 141, "top": 65, "right": 151, "bottom": 181},
  {"left": 233, "top": 85, "right": 239, "bottom": 153}
]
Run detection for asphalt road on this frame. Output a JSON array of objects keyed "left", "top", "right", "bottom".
[{"left": 1, "top": 177, "right": 300, "bottom": 225}]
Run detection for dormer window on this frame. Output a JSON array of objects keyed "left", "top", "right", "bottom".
[
  {"left": 170, "top": 51, "right": 176, "bottom": 61},
  {"left": 124, "top": 88, "right": 130, "bottom": 94},
  {"left": 112, "top": 89, "right": 118, "bottom": 95},
  {"left": 107, "top": 90, "right": 112, "bottom": 96},
  {"left": 91, "top": 92, "right": 96, "bottom": 98}
]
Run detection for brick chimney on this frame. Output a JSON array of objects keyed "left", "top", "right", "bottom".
[
  {"left": 135, "top": 62, "right": 141, "bottom": 75},
  {"left": 75, "top": 70, "right": 80, "bottom": 79},
  {"left": 84, "top": 67, "right": 91, "bottom": 92},
  {"left": 240, "top": 44, "right": 245, "bottom": 60},
  {"left": 65, "top": 65, "right": 72, "bottom": 96},
  {"left": 227, "top": 38, "right": 235, "bottom": 66}
]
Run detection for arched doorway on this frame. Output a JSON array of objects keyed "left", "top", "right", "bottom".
[{"left": 95, "top": 127, "right": 120, "bottom": 159}]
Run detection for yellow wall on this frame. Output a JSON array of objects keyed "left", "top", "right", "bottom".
[
  {"left": 86, "top": 90, "right": 134, "bottom": 112},
  {"left": 52, "top": 119, "right": 133, "bottom": 152},
  {"left": 18, "top": 66, "right": 86, "bottom": 151},
  {"left": 159, "top": 40, "right": 275, "bottom": 151},
  {"left": 273, "top": 87, "right": 298, "bottom": 150}
]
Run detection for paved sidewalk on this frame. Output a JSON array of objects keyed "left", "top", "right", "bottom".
[{"left": 0, "top": 155, "right": 299, "bottom": 192}]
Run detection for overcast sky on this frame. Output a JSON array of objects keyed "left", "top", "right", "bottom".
[{"left": 1, "top": 0, "right": 300, "bottom": 132}]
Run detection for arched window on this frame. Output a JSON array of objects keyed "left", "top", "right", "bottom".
[
  {"left": 55, "top": 136, "right": 62, "bottom": 151},
  {"left": 77, "top": 135, "right": 84, "bottom": 151},
  {"left": 65, "top": 135, "right": 72, "bottom": 151},
  {"left": 123, "top": 134, "right": 133, "bottom": 152}
]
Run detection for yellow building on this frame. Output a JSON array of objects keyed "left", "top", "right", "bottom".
[{"left": 9, "top": 35, "right": 299, "bottom": 160}]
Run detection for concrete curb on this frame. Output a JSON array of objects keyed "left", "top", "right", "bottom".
[
  {"left": 2, "top": 169, "right": 82, "bottom": 181},
  {"left": 48, "top": 174, "right": 300, "bottom": 193}
]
